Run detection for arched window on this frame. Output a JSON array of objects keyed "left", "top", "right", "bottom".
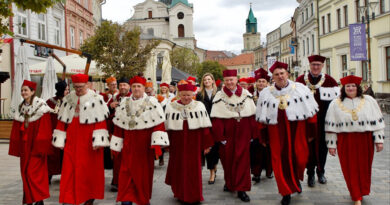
[{"left": 178, "top": 24, "right": 185, "bottom": 37}]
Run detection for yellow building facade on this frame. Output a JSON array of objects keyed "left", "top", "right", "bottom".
[{"left": 319, "top": 0, "right": 390, "bottom": 96}]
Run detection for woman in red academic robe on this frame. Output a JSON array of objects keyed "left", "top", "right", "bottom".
[
  {"left": 9, "top": 80, "right": 53, "bottom": 205},
  {"left": 325, "top": 75, "right": 385, "bottom": 205},
  {"left": 110, "top": 76, "right": 168, "bottom": 205},
  {"left": 165, "top": 84, "right": 214, "bottom": 203},
  {"left": 45, "top": 81, "right": 69, "bottom": 183}
]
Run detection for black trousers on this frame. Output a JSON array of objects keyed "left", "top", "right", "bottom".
[
  {"left": 306, "top": 131, "right": 328, "bottom": 176},
  {"left": 205, "top": 143, "right": 220, "bottom": 170}
]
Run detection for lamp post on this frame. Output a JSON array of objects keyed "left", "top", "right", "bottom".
[{"left": 358, "top": 0, "right": 378, "bottom": 85}]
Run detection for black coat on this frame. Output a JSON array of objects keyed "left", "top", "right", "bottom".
[{"left": 196, "top": 91, "right": 215, "bottom": 115}]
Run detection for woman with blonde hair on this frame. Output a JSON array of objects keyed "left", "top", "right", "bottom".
[{"left": 196, "top": 73, "right": 219, "bottom": 184}]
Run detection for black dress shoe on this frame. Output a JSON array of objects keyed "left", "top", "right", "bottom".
[
  {"left": 308, "top": 175, "right": 315, "bottom": 187},
  {"left": 223, "top": 184, "right": 231, "bottom": 192},
  {"left": 237, "top": 191, "right": 250, "bottom": 202},
  {"left": 281, "top": 195, "right": 291, "bottom": 205},
  {"left": 318, "top": 174, "right": 327, "bottom": 184},
  {"left": 121, "top": 202, "right": 132, "bottom": 205},
  {"left": 297, "top": 182, "right": 302, "bottom": 194},
  {"left": 252, "top": 175, "right": 260, "bottom": 183},
  {"left": 84, "top": 199, "right": 94, "bottom": 205},
  {"left": 266, "top": 173, "right": 274, "bottom": 178},
  {"left": 34, "top": 201, "right": 44, "bottom": 205}
]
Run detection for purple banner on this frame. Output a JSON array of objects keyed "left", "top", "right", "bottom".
[{"left": 349, "top": 24, "right": 367, "bottom": 61}]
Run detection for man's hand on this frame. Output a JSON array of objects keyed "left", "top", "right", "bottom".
[
  {"left": 328, "top": 148, "right": 337, "bottom": 156},
  {"left": 376, "top": 143, "right": 384, "bottom": 152},
  {"left": 204, "top": 147, "right": 211, "bottom": 155},
  {"left": 110, "top": 101, "right": 119, "bottom": 109}
]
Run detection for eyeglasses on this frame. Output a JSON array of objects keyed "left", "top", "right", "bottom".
[
  {"left": 311, "top": 63, "right": 323, "bottom": 67},
  {"left": 74, "top": 85, "right": 85, "bottom": 89}
]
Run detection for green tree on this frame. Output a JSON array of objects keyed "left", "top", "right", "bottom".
[
  {"left": 80, "top": 21, "right": 160, "bottom": 78},
  {"left": 170, "top": 47, "right": 200, "bottom": 75},
  {"left": 197, "top": 60, "right": 226, "bottom": 81},
  {"left": 0, "top": 0, "right": 64, "bottom": 35}
]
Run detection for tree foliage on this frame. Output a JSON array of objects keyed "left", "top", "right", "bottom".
[
  {"left": 170, "top": 47, "right": 200, "bottom": 76},
  {"left": 197, "top": 60, "right": 226, "bottom": 81},
  {"left": 0, "top": 0, "right": 64, "bottom": 35},
  {"left": 80, "top": 21, "right": 160, "bottom": 78}
]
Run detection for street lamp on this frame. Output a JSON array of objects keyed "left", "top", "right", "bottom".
[{"left": 358, "top": 0, "right": 378, "bottom": 84}]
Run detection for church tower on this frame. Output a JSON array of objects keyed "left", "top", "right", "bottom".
[{"left": 243, "top": 4, "right": 261, "bottom": 53}]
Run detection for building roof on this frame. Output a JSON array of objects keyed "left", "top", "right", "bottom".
[
  {"left": 205, "top": 50, "right": 229, "bottom": 61},
  {"left": 247, "top": 7, "right": 257, "bottom": 24},
  {"left": 218, "top": 53, "right": 254, "bottom": 67},
  {"left": 170, "top": 0, "right": 192, "bottom": 8}
]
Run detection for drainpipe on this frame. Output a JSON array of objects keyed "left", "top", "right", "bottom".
[
  {"left": 316, "top": 0, "right": 320, "bottom": 55},
  {"left": 9, "top": 5, "right": 15, "bottom": 89}
]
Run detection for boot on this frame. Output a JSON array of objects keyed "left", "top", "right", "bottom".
[
  {"left": 237, "top": 191, "right": 250, "bottom": 202},
  {"left": 307, "top": 174, "right": 315, "bottom": 187},
  {"left": 281, "top": 195, "right": 291, "bottom": 205}
]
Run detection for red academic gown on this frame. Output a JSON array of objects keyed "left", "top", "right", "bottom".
[
  {"left": 111, "top": 92, "right": 131, "bottom": 186},
  {"left": 211, "top": 86, "right": 258, "bottom": 192},
  {"left": 165, "top": 121, "right": 214, "bottom": 203},
  {"left": 113, "top": 123, "right": 166, "bottom": 205},
  {"left": 46, "top": 97, "right": 62, "bottom": 176},
  {"left": 9, "top": 106, "right": 52, "bottom": 204}
]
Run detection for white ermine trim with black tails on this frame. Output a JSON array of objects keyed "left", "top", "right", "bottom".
[
  {"left": 210, "top": 89, "right": 256, "bottom": 119},
  {"left": 52, "top": 129, "right": 66, "bottom": 149},
  {"left": 325, "top": 95, "right": 385, "bottom": 134},
  {"left": 319, "top": 86, "right": 340, "bottom": 101},
  {"left": 57, "top": 89, "right": 109, "bottom": 124},
  {"left": 165, "top": 100, "right": 212, "bottom": 131},
  {"left": 92, "top": 129, "right": 110, "bottom": 148},
  {"left": 151, "top": 131, "right": 169, "bottom": 146},
  {"left": 373, "top": 129, "right": 385, "bottom": 144},
  {"left": 325, "top": 132, "right": 337, "bottom": 149},
  {"left": 110, "top": 135, "right": 123, "bottom": 152},
  {"left": 256, "top": 80, "right": 319, "bottom": 125},
  {"left": 113, "top": 93, "right": 165, "bottom": 130},
  {"left": 14, "top": 97, "right": 52, "bottom": 123}
]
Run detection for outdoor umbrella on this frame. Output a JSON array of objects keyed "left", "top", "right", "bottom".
[
  {"left": 40, "top": 56, "right": 58, "bottom": 100},
  {"left": 10, "top": 44, "right": 31, "bottom": 115}
]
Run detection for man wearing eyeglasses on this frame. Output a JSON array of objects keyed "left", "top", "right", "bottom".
[{"left": 296, "top": 55, "right": 339, "bottom": 188}]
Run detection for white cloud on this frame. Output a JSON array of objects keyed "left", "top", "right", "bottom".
[{"left": 102, "top": 0, "right": 298, "bottom": 53}]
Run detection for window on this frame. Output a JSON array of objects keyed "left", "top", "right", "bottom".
[
  {"left": 337, "top": 9, "right": 341, "bottom": 29},
  {"left": 148, "top": 11, "right": 152, "bottom": 19},
  {"left": 326, "top": 58, "right": 331, "bottom": 75},
  {"left": 379, "top": 0, "right": 385, "bottom": 14},
  {"left": 79, "top": 30, "right": 83, "bottom": 46},
  {"left": 177, "top": 12, "right": 184, "bottom": 19},
  {"left": 322, "top": 16, "right": 325, "bottom": 34},
  {"left": 341, "top": 55, "right": 348, "bottom": 77},
  {"left": 344, "top": 6, "right": 348, "bottom": 27},
  {"left": 303, "top": 40, "right": 306, "bottom": 56},
  {"left": 311, "top": 3, "right": 314, "bottom": 16},
  {"left": 70, "top": 27, "right": 75, "bottom": 48},
  {"left": 305, "top": 8, "right": 308, "bottom": 20},
  {"left": 301, "top": 12, "right": 304, "bottom": 24},
  {"left": 37, "top": 14, "right": 46, "bottom": 41},
  {"left": 178, "top": 24, "right": 184, "bottom": 37},
  {"left": 312, "top": 34, "right": 315, "bottom": 52},
  {"left": 362, "top": 61, "right": 368, "bottom": 81},
  {"left": 356, "top": 0, "right": 361, "bottom": 22},
  {"left": 247, "top": 68, "right": 250, "bottom": 72},
  {"left": 147, "top": 28, "right": 154, "bottom": 36},
  {"left": 386, "top": 47, "right": 390, "bottom": 80},
  {"left": 84, "top": 0, "right": 89, "bottom": 9},
  {"left": 54, "top": 18, "right": 61, "bottom": 45},
  {"left": 16, "top": 9, "right": 27, "bottom": 36},
  {"left": 327, "top": 13, "right": 331, "bottom": 33},
  {"left": 307, "top": 37, "right": 310, "bottom": 55},
  {"left": 237, "top": 68, "right": 240, "bottom": 74}
]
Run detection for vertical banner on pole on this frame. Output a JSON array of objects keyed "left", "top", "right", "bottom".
[
  {"left": 349, "top": 23, "right": 367, "bottom": 61},
  {"left": 267, "top": 56, "right": 277, "bottom": 69}
]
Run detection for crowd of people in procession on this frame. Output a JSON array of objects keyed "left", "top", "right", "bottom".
[{"left": 8, "top": 54, "right": 386, "bottom": 205}]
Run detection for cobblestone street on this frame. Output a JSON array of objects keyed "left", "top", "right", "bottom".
[{"left": 0, "top": 114, "right": 389, "bottom": 205}]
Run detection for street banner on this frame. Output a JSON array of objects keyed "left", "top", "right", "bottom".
[
  {"left": 267, "top": 56, "right": 277, "bottom": 68},
  {"left": 349, "top": 23, "right": 367, "bottom": 61}
]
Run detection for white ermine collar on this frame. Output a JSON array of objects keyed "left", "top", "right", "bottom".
[
  {"left": 165, "top": 100, "right": 211, "bottom": 131},
  {"left": 14, "top": 97, "right": 52, "bottom": 123},
  {"left": 57, "top": 89, "right": 109, "bottom": 124},
  {"left": 210, "top": 89, "right": 256, "bottom": 119},
  {"left": 256, "top": 80, "right": 319, "bottom": 125},
  {"left": 113, "top": 93, "right": 165, "bottom": 130}
]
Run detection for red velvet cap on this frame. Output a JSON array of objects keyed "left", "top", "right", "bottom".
[
  {"left": 223, "top": 69, "right": 237, "bottom": 77},
  {"left": 187, "top": 76, "right": 196, "bottom": 82},
  {"left": 215, "top": 79, "right": 221, "bottom": 87},
  {"left": 239, "top": 78, "right": 248, "bottom": 83},
  {"left": 71, "top": 73, "right": 89, "bottom": 83},
  {"left": 255, "top": 68, "right": 270, "bottom": 81},
  {"left": 177, "top": 84, "right": 196, "bottom": 92},
  {"left": 22, "top": 80, "right": 37, "bottom": 90},
  {"left": 248, "top": 77, "right": 256, "bottom": 84},
  {"left": 308, "top": 55, "right": 326, "bottom": 63},
  {"left": 269, "top": 61, "right": 288, "bottom": 73},
  {"left": 340, "top": 75, "right": 362, "bottom": 86},
  {"left": 129, "top": 76, "right": 146, "bottom": 86},
  {"left": 160, "top": 83, "right": 169, "bottom": 88}
]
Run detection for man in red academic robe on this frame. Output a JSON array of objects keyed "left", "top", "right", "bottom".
[
  {"left": 251, "top": 68, "right": 273, "bottom": 183},
  {"left": 46, "top": 81, "right": 69, "bottom": 184},
  {"left": 165, "top": 83, "right": 214, "bottom": 203},
  {"left": 52, "top": 74, "right": 110, "bottom": 205},
  {"left": 296, "top": 55, "right": 339, "bottom": 187},
  {"left": 108, "top": 77, "right": 131, "bottom": 192},
  {"left": 210, "top": 69, "right": 258, "bottom": 202},
  {"left": 9, "top": 80, "right": 53, "bottom": 205},
  {"left": 256, "top": 61, "right": 319, "bottom": 205},
  {"left": 110, "top": 75, "right": 168, "bottom": 205}
]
